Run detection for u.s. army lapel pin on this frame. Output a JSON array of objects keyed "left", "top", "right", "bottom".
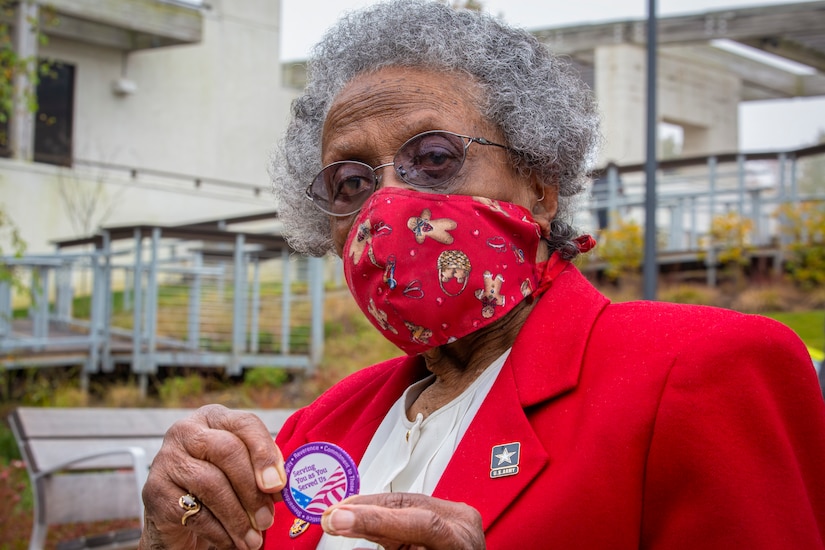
[
  {"left": 490, "top": 442, "right": 520, "bottom": 478},
  {"left": 289, "top": 517, "right": 310, "bottom": 538}
]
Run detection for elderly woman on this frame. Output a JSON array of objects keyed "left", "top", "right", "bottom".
[{"left": 139, "top": 1, "right": 825, "bottom": 549}]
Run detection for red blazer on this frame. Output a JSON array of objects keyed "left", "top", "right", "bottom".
[{"left": 264, "top": 266, "right": 825, "bottom": 549}]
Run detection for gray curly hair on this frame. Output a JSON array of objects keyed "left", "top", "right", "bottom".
[{"left": 270, "top": 0, "right": 600, "bottom": 258}]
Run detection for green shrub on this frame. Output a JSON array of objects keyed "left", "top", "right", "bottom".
[
  {"left": 244, "top": 367, "right": 289, "bottom": 389},
  {"left": 256, "top": 331, "right": 275, "bottom": 352},
  {"left": 0, "top": 424, "right": 21, "bottom": 461},
  {"left": 290, "top": 325, "right": 311, "bottom": 349},
  {"left": 156, "top": 375, "right": 204, "bottom": 407}
]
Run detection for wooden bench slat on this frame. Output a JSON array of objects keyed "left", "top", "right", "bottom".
[
  {"left": 10, "top": 406, "right": 296, "bottom": 550},
  {"left": 25, "top": 438, "right": 165, "bottom": 472},
  {"left": 14, "top": 407, "right": 294, "bottom": 438},
  {"left": 12, "top": 408, "right": 195, "bottom": 438},
  {"left": 56, "top": 528, "right": 142, "bottom": 550},
  {"left": 44, "top": 472, "right": 143, "bottom": 524}
]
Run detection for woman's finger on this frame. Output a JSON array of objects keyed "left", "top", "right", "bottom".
[
  {"left": 321, "top": 493, "right": 485, "bottom": 550},
  {"left": 196, "top": 405, "right": 287, "bottom": 494},
  {"left": 173, "top": 423, "right": 275, "bottom": 528},
  {"left": 140, "top": 405, "right": 285, "bottom": 549},
  {"left": 142, "top": 474, "right": 238, "bottom": 550}
]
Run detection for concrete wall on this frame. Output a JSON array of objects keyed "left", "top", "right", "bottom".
[
  {"left": 595, "top": 43, "right": 740, "bottom": 165},
  {"left": 1, "top": 0, "right": 297, "bottom": 253}
]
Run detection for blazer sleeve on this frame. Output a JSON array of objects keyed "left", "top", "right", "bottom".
[
  {"left": 641, "top": 314, "right": 825, "bottom": 549},
  {"left": 274, "top": 407, "right": 303, "bottom": 448}
]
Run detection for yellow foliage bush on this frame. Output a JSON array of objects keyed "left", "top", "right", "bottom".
[
  {"left": 596, "top": 219, "right": 643, "bottom": 282},
  {"left": 776, "top": 201, "right": 825, "bottom": 288},
  {"left": 705, "top": 212, "right": 754, "bottom": 266}
]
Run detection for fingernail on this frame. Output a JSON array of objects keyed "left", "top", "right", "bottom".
[
  {"left": 261, "top": 466, "right": 282, "bottom": 490},
  {"left": 245, "top": 529, "right": 262, "bottom": 550},
  {"left": 255, "top": 506, "right": 273, "bottom": 530},
  {"left": 327, "top": 508, "right": 355, "bottom": 533}
]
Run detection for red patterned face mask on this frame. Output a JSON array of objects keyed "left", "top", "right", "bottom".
[{"left": 343, "top": 188, "right": 549, "bottom": 355}]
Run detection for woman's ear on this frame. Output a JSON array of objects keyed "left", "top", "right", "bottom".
[{"left": 531, "top": 177, "right": 558, "bottom": 239}]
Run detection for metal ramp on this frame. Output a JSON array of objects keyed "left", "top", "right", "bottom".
[{"left": 0, "top": 213, "right": 326, "bottom": 388}]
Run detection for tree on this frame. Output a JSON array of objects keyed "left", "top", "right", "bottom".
[
  {"left": 0, "top": 0, "right": 21, "bottom": 150},
  {"left": 1, "top": 0, "right": 52, "bottom": 151},
  {"left": 0, "top": 1, "right": 52, "bottom": 293},
  {"left": 0, "top": 205, "right": 25, "bottom": 289},
  {"left": 58, "top": 163, "right": 122, "bottom": 237}
]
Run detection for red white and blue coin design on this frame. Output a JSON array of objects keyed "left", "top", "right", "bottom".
[{"left": 281, "top": 442, "right": 360, "bottom": 524}]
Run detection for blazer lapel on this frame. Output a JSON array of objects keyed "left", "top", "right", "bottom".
[
  {"left": 433, "top": 360, "right": 548, "bottom": 530},
  {"left": 433, "top": 265, "right": 609, "bottom": 529},
  {"left": 510, "top": 266, "right": 610, "bottom": 406}
]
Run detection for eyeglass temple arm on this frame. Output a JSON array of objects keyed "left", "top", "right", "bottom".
[{"left": 469, "top": 136, "right": 509, "bottom": 149}]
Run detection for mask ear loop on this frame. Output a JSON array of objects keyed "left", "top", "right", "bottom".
[
  {"left": 536, "top": 185, "right": 546, "bottom": 202},
  {"left": 531, "top": 235, "right": 596, "bottom": 299}
]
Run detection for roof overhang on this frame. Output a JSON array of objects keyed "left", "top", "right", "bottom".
[
  {"left": 532, "top": 1, "right": 825, "bottom": 101},
  {"left": 27, "top": 0, "right": 203, "bottom": 51}
]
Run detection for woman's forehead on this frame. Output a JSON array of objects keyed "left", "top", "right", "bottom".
[{"left": 321, "top": 67, "right": 488, "bottom": 152}]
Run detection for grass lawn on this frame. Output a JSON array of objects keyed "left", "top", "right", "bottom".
[{"left": 763, "top": 310, "right": 825, "bottom": 351}]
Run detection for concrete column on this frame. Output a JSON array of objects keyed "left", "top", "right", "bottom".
[
  {"left": 594, "top": 43, "right": 740, "bottom": 165},
  {"left": 595, "top": 44, "right": 647, "bottom": 165}
]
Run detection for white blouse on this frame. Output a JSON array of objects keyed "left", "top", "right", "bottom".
[{"left": 317, "top": 349, "right": 510, "bottom": 550}]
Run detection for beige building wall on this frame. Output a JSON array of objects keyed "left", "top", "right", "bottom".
[{"left": 0, "top": 0, "right": 292, "bottom": 253}]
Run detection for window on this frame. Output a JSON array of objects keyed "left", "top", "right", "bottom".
[
  {"left": 33, "top": 60, "right": 74, "bottom": 166},
  {"left": 0, "top": 60, "right": 75, "bottom": 164}
]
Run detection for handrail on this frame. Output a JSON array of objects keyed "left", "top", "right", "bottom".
[
  {"left": 73, "top": 157, "right": 267, "bottom": 195},
  {"left": 593, "top": 142, "right": 825, "bottom": 175}
]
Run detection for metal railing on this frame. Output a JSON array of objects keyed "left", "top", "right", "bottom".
[
  {"left": 2, "top": 143, "right": 823, "bottom": 373},
  {"left": 582, "top": 143, "right": 825, "bottom": 283},
  {"left": 0, "top": 226, "right": 326, "bottom": 387}
]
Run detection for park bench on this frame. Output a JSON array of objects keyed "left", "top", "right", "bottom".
[{"left": 9, "top": 406, "right": 295, "bottom": 550}]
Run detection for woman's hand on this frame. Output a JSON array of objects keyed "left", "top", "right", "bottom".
[
  {"left": 139, "top": 405, "right": 286, "bottom": 550},
  {"left": 321, "top": 493, "right": 485, "bottom": 550}
]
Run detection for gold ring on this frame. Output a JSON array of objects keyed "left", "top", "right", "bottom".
[{"left": 179, "top": 493, "right": 202, "bottom": 526}]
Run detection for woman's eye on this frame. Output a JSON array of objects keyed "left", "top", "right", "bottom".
[
  {"left": 329, "top": 170, "right": 377, "bottom": 207},
  {"left": 413, "top": 141, "right": 461, "bottom": 169},
  {"left": 335, "top": 175, "right": 371, "bottom": 196},
  {"left": 415, "top": 148, "right": 454, "bottom": 168}
]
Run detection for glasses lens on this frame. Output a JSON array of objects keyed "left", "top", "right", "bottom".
[
  {"left": 310, "top": 161, "right": 376, "bottom": 215},
  {"left": 395, "top": 131, "right": 466, "bottom": 188}
]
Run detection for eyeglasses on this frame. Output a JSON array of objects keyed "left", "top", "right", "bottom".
[{"left": 305, "top": 130, "right": 510, "bottom": 216}]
